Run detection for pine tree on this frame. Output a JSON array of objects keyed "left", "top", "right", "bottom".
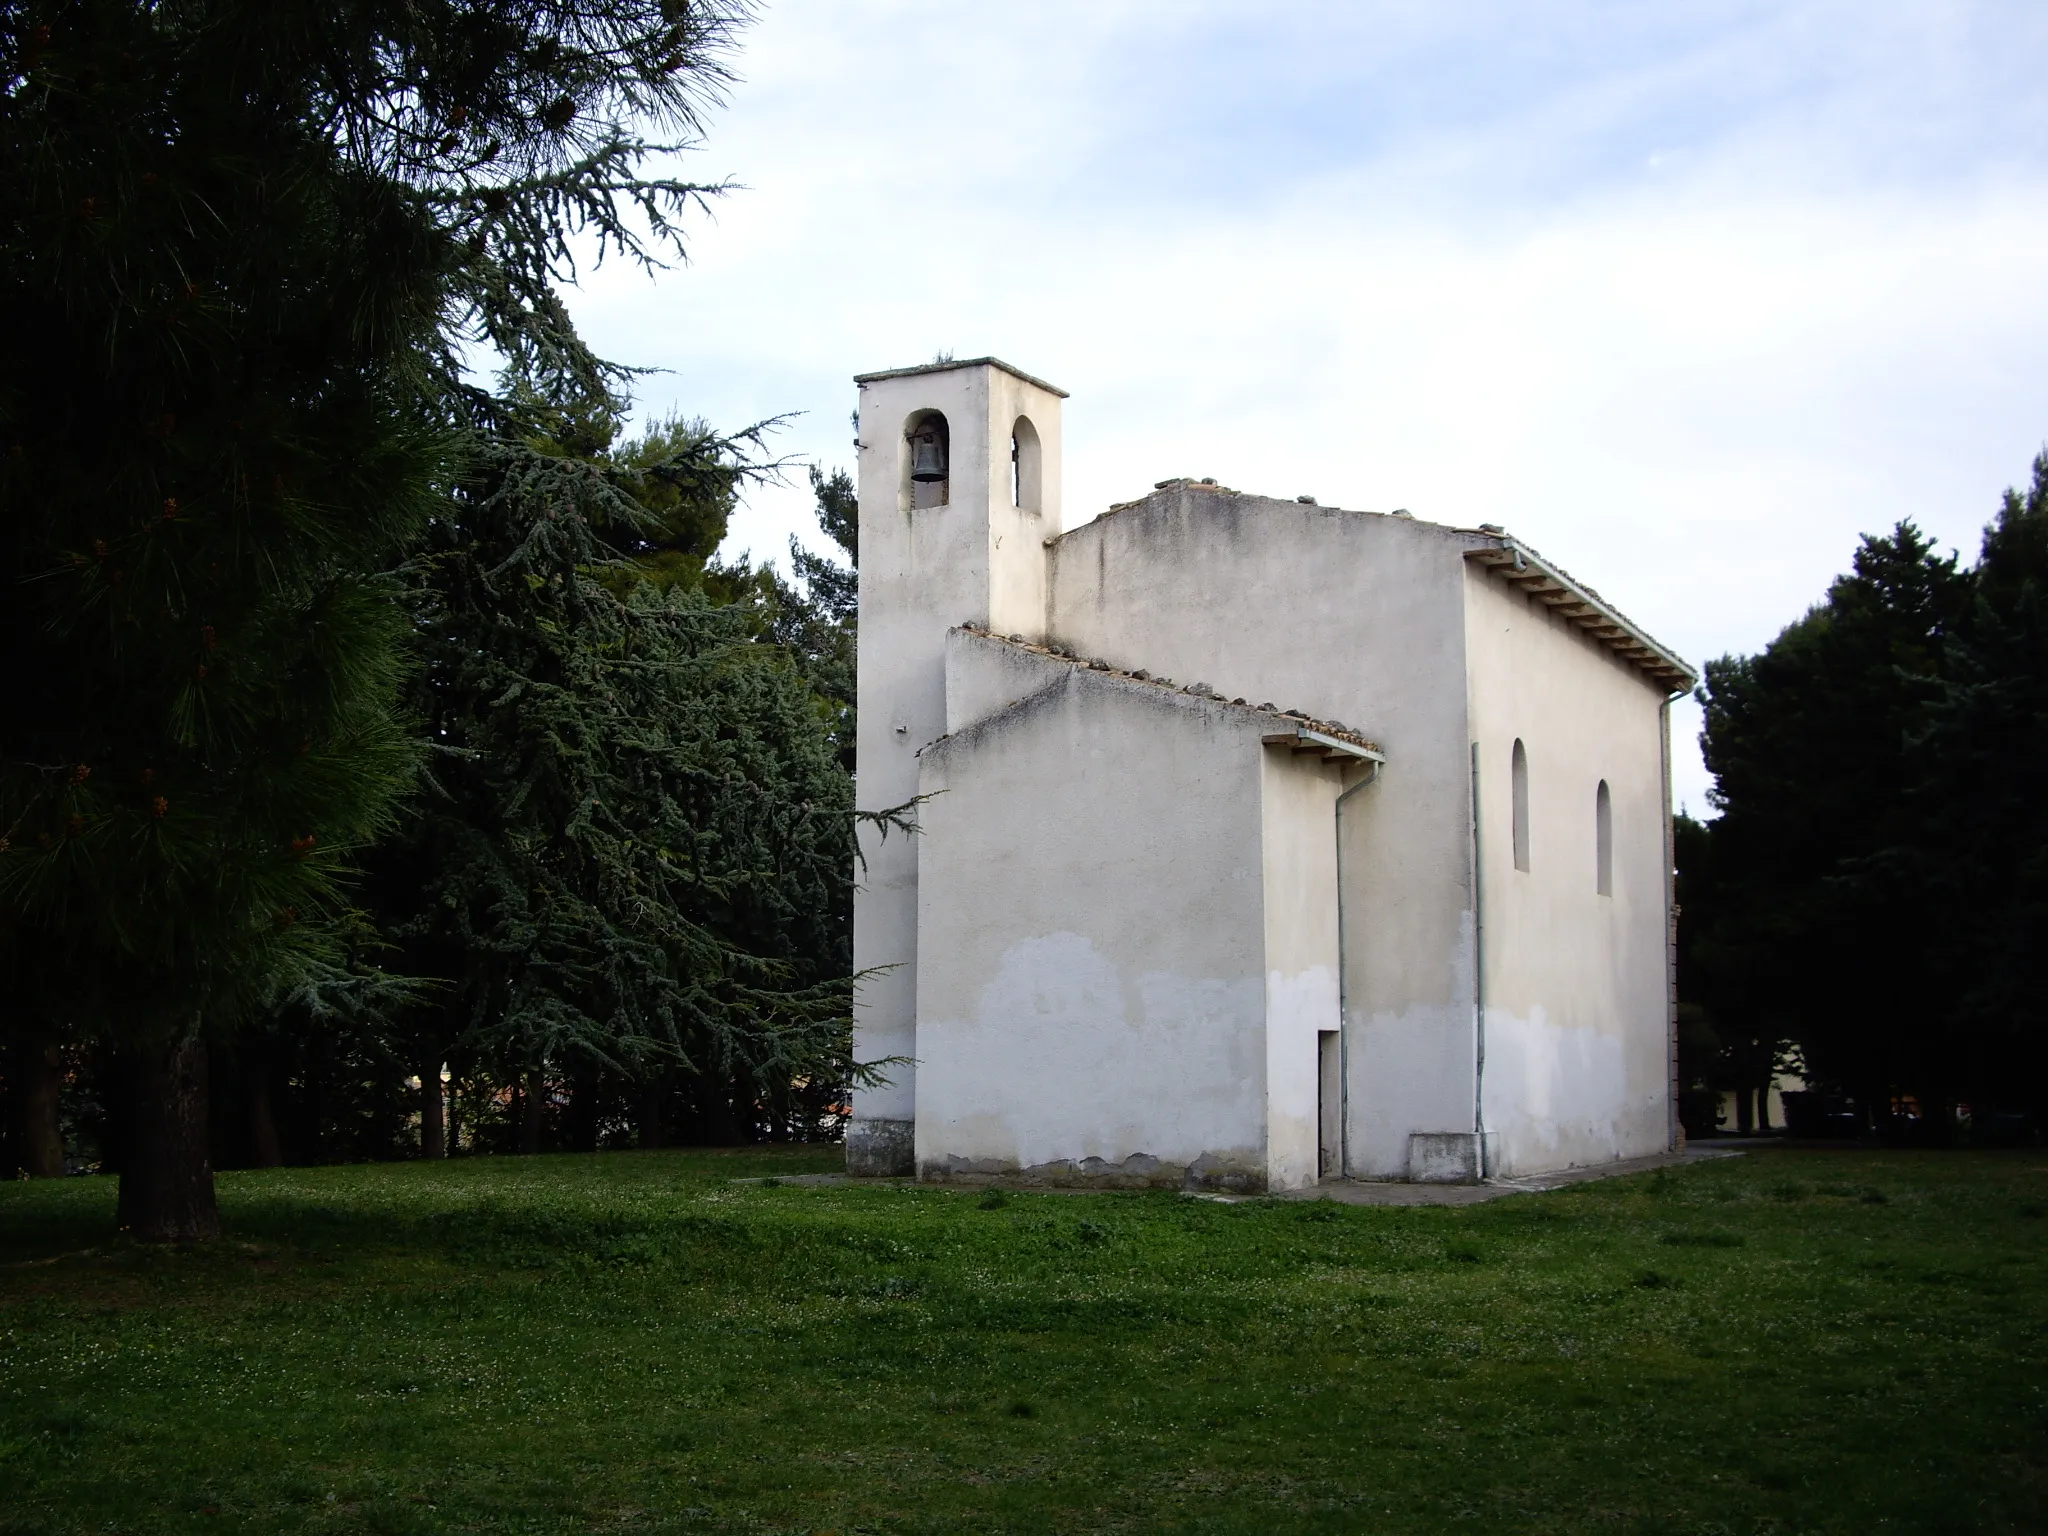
[
  {"left": 1698, "top": 524, "right": 1972, "bottom": 1129},
  {"left": 363, "top": 413, "right": 862, "bottom": 1151},
  {"left": 605, "top": 414, "right": 748, "bottom": 593},
  {"left": 0, "top": 0, "right": 753, "bottom": 1236},
  {"left": 1908, "top": 454, "right": 2048, "bottom": 1122},
  {"left": 782, "top": 466, "right": 860, "bottom": 763}
]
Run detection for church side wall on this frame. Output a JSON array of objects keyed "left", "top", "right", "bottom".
[
  {"left": 1048, "top": 495, "right": 1480, "bottom": 1179},
  {"left": 1462, "top": 567, "right": 1674, "bottom": 1177},
  {"left": 914, "top": 663, "right": 1273, "bottom": 1190}
]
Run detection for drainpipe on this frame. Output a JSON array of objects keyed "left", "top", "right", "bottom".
[
  {"left": 1661, "top": 691, "right": 1683, "bottom": 1152},
  {"left": 1334, "top": 755, "right": 1382, "bottom": 1180},
  {"left": 1469, "top": 741, "right": 1488, "bottom": 1173}
]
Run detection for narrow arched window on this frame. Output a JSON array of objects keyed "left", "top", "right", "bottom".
[
  {"left": 1511, "top": 739, "right": 1531, "bottom": 873},
  {"left": 903, "top": 410, "right": 949, "bottom": 510},
  {"left": 1011, "top": 414, "right": 1042, "bottom": 511},
  {"left": 1595, "top": 779, "right": 1613, "bottom": 896}
]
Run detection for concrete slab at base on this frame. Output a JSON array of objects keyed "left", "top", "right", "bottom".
[
  {"left": 1408, "top": 1131, "right": 1499, "bottom": 1184},
  {"left": 1269, "top": 1146, "right": 1743, "bottom": 1205},
  {"left": 845, "top": 1117, "right": 914, "bottom": 1177},
  {"left": 736, "top": 1146, "right": 1743, "bottom": 1204},
  {"left": 917, "top": 1149, "right": 1267, "bottom": 1193}
]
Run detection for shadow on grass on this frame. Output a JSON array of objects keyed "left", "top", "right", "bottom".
[
  {"left": 0, "top": 1145, "right": 843, "bottom": 1270},
  {"left": 1, "top": 1149, "right": 2044, "bottom": 1534}
]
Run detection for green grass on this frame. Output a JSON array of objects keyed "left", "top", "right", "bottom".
[{"left": 2, "top": 1149, "right": 2044, "bottom": 1535}]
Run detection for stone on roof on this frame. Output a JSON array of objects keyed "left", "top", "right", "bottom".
[{"left": 852, "top": 357, "right": 1069, "bottom": 398}]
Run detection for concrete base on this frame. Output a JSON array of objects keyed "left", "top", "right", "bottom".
[
  {"left": 917, "top": 1149, "right": 1267, "bottom": 1193},
  {"left": 1266, "top": 1146, "right": 1743, "bottom": 1205},
  {"left": 1407, "top": 1131, "right": 1498, "bottom": 1184},
  {"left": 845, "top": 1117, "right": 915, "bottom": 1178},
  {"left": 742, "top": 1146, "right": 1744, "bottom": 1203}
]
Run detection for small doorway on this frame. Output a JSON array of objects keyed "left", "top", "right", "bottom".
[{"left": 1317, "top": 1029, "right": 1342, "bottom": 1178}]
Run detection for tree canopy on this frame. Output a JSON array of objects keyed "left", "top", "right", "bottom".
[
  {"left": 0, "top": 0, "right": 861, "bottom": 1231},
  {"left": 1686, "top": 458, "right": 2048, "bottom": 1136},
  {"left": 362, "top": 413, "right": 862, "bottom": 1156}
]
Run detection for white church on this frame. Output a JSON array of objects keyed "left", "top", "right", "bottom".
[{"left": 847, "top": 358, "right": 1695, "bottom": 1190}]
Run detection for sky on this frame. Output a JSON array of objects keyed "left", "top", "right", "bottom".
[{"left": 568, "top": 0, "right": 2048, "bottom": 815}]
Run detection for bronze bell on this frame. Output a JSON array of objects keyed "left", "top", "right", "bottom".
[{"left": 909, "top": 427, "right": 948, "bottom": 482}]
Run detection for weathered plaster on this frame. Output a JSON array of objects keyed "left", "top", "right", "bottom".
[
  {"left": 850, "top": 362, "right": 1066, "bottom": 1171},
  {"left": 1409, "top": 1132, "right": 1497, "bottom": 1183},
  {"left": 1047, "top": 488, "right": 1481, "bottom": 1178},
  {"left": 1462, "top": 563, "right": 1676, "bottom": 1176},
  {"left": 850, "top": 361, "right": 1688, "bottom": 1189},
  {"left": 913, "top": 651, "right": 1273, "bottom": 1188},
  {"left": 1477, "top": 1005, "right": 1635, "bottom": 1173},
  {"left": 845, "top": 1117, "right": 913, "bottom": 1179},
  {"left": 1259, "top": 749, "right": 1345, "bottom": 1191},
  {"left": 913, "top": 638, "right": 1382, "bottom": 1192}
]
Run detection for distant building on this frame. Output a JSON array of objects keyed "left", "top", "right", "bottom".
[{"left": 848, "top": 358, "right": 1695, "bottom": 1190}]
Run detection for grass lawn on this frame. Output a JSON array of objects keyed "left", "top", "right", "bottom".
[{"left": 1, "top": 1148, "right": 2044, "bottom": 1535}]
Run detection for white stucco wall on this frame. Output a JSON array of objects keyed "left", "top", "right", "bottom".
[
  {"left": 915, "top": 640, "right": 1276, "bottom": 1189},
  {"left": 1048, "top": 490, "right": 1480, "bottom": 1178},
  {"left": 1259, "top": 749, "right": 1348, "bottom": 1190},
  {"left": 852, "top": 362, "right": 1687, "bottom": 1187},
  {"left": 849, "top": 362, "right": 1065, "bottom": 1173},
  {"left": 1463, "top": 565, "right": 1676, "bottom": 1176}
]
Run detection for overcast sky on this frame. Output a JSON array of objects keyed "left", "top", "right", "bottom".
[{"left": 569, "top": 0, "right": 2048, "bottom": 815}]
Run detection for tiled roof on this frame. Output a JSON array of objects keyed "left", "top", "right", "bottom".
[
  {"left": 950, "top": 626, "right": 1385, "bottom": 762},
  {"left": 1462, "top": 533, "right": 1696, "bottom": 693}
]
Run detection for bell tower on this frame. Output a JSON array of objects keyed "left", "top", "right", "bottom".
[{"left": 846, "top": 357, "right": 1067, "bottom": 1176}]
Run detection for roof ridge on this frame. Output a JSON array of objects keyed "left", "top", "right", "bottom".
[{"left": 1058, "top": 482, "right": 1440, "bottom": 537}]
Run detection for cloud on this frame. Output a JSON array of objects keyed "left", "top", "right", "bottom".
[{"left": 570, "top": 0, "right": 2048, "bottom": 814}]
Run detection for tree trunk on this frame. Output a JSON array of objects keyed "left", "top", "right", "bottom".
[
  {"left": 517, "top": 1072, "right": 546, "bottom": 1154},
  {"left": 247, "top": 1061, "right": 283, "bottom": 1168},
  {"left": 704, "top": 1074, "right": 745, "bottom": 1146},
  {"left": 298, "top": 1029, "right": 327, "bottom": 1165},
  {"left": 446, "top": 1075, "right": 463, "bottom": 1155},
  {"left": 734, "top": 1073, "right": 758, "bottom": 1143},
  {"left": 17, "top": 1042, "right": 66, "bottom": 1177},
  {"left": 568, "top": 1068, "right": 598, "bottom": 1153},
  {"left": 637, "top": 1078, "right": 665, "bottom": 1150},
  {"left": 93, "top": 1045, "right": 135, "bottom": 1181},
  {"left": 420, "top": 1059, "right": 446, "bottom": 1160},
  {"left": 1930, "top": 1097, "right": 1958, "bottom": 1148},
  {"left": 1735, "top": 1085, "right": 1754, "bottom": 1136},
  {"left": 116, "top": 1036, "right": 220, "bottom": 1242}
]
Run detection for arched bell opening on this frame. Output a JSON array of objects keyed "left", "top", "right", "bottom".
[
  {"left": 1011, "top": 414, "right": 1042, "bottom": 512},
  {"left": 902, "top": 410, "right": 950, "bottom": 510}
]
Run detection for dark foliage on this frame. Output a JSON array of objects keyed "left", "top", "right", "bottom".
[
  {"left": 0, "top": 0, "right": 866, "bottom": 1207},
  {"left": 1908, "top": 454, "right": 2048, "bottom": 1119},
  {"left": 361, "top": 418, "right": 862, "bottom": 1150},
  {"left": 1687, "top": 462, "right": 2048, "bottom": 1134}
]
